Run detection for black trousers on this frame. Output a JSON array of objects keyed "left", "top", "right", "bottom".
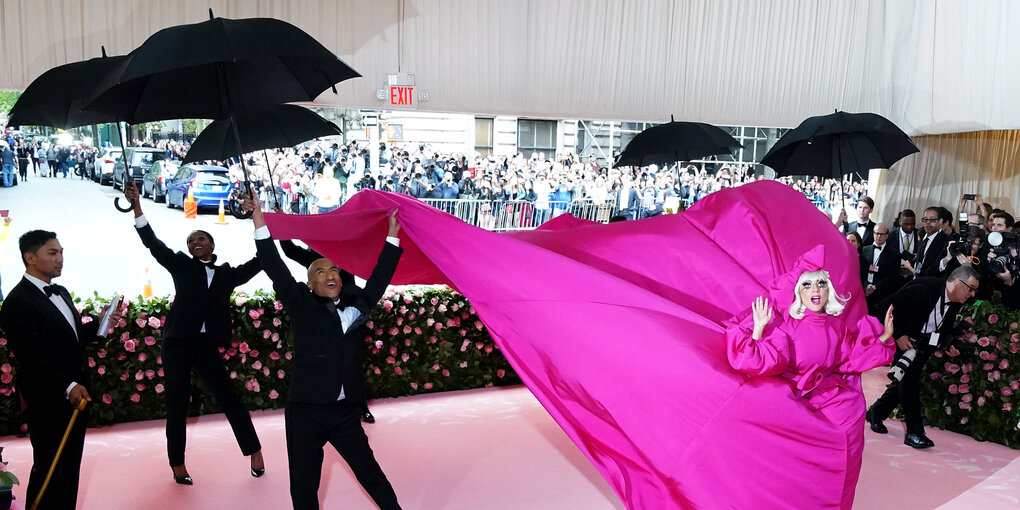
[
  {"left": 285, "top": 400, "right": 400, "bottom": 510},
  {"left": 161, "top": 334, "right": 261, "bottom": 466},
  {"left": 26, "top": 404, "right": 87, "bottom": 510},
  {"left": 870, "top": 343, "right": 935, "bottom": 435}
]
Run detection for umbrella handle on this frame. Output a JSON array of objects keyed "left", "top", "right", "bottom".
[
  {"left": 114, "top": 197, "right": 134, "bottom": 212},
  {"left": 31, "top": 399, "right": 87, "bottom": 510}
]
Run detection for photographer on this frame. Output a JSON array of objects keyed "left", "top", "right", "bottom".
[{"left": 972, "top": 212, "right": 1020, "bottom": 306}]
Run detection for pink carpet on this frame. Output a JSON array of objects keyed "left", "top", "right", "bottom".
[{"left": 0, "top": 368, "right": 1017, "bottom": 509}]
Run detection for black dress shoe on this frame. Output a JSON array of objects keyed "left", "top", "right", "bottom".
[
  {"left": 904, "top": 433, "right": 935, "bottom": 449},
  {"left": 251, "top": 466, "right": 265, "bottom": 478},
  {"left": 865, "top": 407, "right": 887, "bottom": 434},
  {"left": 361, "top": 409, "right": 376, "bottom": 424},
  {"left": 173, "top": 474, "right": 193, "bottom": 485}
]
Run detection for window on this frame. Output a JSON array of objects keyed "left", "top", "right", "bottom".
[
  {"left": 475, "top": 118, "right": 494, "bottom": 158},
  {"left": 517, "top": 119, "right": 556, "bottom": 158}
]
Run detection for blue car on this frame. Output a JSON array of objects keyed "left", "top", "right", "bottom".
[{"left": 165, "top": 164, "right": 234, "bottom": 209}]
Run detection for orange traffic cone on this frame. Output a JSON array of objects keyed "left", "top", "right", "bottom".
[
  {"left": 184, "top": 190, "right": 197, "bottom": 219},
  {"left": 215, "top": 199, "right": 229, "bottom": 225},
  {"left": 142, "top": 267, "right": 153, "bottom": 298}
]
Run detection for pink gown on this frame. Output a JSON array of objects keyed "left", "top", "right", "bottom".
[{"left": 263, "top": 180, "right": 893, "bottom": 509}]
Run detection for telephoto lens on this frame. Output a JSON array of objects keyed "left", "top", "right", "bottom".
[{"left": 887, "top": 348, "right": 917, "bottom": 382}]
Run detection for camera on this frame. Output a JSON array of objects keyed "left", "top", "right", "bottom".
[
  {"left": 988, "top": 231, "right": 1019, "bottom": 274},
  {"left": 888, "top": 348, "right": 916, "bottom": 382},
  {"left": 963, "top": 193, "right": 977, "bottom": 201},
  {"left": 950, "top": 213, "right": 972, "bottom": 257}
]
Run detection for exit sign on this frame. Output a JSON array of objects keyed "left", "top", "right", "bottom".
[{"left": 389, "top": 86, "right": 415, "bottom": 107}]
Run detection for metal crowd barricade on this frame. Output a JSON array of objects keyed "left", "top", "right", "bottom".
[{"left": 419, "top": 198, "right": 618, "bottom": 231}]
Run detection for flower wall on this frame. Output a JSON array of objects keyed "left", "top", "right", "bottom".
[
  {"left": 922, "top": 302, "right": 1020, "bottom": 448},
  {"left": 0, "top": 287, "right": 520, "bottom": 437}
]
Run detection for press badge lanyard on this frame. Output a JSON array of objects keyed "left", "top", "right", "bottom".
[{"left": 923, "top": 293, "right": 949, "bottom": 347}]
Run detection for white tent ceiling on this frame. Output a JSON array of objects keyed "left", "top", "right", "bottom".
[{"left": 1, "top": 0, "right": 1019, "bottom": 135}]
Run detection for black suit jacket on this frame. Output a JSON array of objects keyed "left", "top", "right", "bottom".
[
  {"left": 889, "top": 227, "right": 920, "bottom": 258},
  {"left": 137, "top": 223, "right": 261, "bottom": 345},
  {"left": 882, "top": 277, "right": 962, "bottom": 346},
  {"left": 0, "top": 278, "right": 100, "bottom": 419},
  {"left": 257, "top": 236, "right": 401, "bottom": 404},
  {"left": 860, "top": 243, "right": 900, "bottom": 288},
  {"left": 915, "top": 231, "right": 950, "bottom": 278},
  {"left": 846, "top": 220, "right": 876, "bottom": 246}
]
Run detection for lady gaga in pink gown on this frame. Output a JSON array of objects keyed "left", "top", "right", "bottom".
[{"left": 263, "top": 180, "right": 894, "bottom": 509}]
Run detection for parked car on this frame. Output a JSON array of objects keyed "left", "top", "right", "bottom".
[
  {"left": 165, "top": 164, "right": 234, "bottom": 209},
  {"left": 91, "top": 147, "right": 122, "bottom": 185},
  {"left": 112, "top": 147, "right": 167, "bottom": 190},
  {"left": 141, "top": 160, "right": 177, "bottom": 203}
]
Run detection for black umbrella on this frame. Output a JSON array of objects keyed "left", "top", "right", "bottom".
[
  {"left": 615, "top": 116, "right": 743, "bottom": 168},
  {"left": 84, "top": 11, "right": 360, "bottom": 124},
  {"left": 7, "top": 48, "right": 128, "bottom": 129},
  {"left": 6, "top": 48, "right": 137, "bottom": 212},
  {"left": 761, "top": 111, "right": 919, "bottom": 179},
  {"left": 760, "top": 110, "right": 919, "bottom": 208},
  {"left": 182, "top": 105, "right": 341, "bottom": 164}
]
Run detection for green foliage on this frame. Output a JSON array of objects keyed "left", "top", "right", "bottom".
[
  {"left": 0, "top": 91, "right": 20, "bottom": 117},
  {"left": 181, "top": 119, "right": 198, "bottom": 134},
  {"left": 922, "top": 301, "right": 1020, "bottom": 448},
  {"left": 0, "top": 287, "right": 519, "bottom": 436}
]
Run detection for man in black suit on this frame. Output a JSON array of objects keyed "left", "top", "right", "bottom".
[
  {"left": 249, "top": 197, "right": 403, "bottom": 510},
  {"left": 123, "top": 182, "right": 264, "bottom": 484},
  {"left": 277, "top": 235, "right": 377, "bottom": 424},
  {"left": 615, "top": 174, "right": 640, "bottom": 220},
  {"left": 890, "top": 209, "right": 920, "bottom": 259},
  {"left": 0, "top": 230, "right": 122, "bottom": 509},
  {"left": 840, "top": 196, "right": 877, "bottom": 246},
  {"left": 913, "top": 206, "right": 951, "bottom": 277},
  {"left": 866, "top": 266, "right": 980, "bottom": 449},
  {"left": 861, "top": 223, "right": 900, "bottom": 296}
]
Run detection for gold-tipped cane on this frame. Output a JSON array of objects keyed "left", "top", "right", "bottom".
[{"left": 31, "top": 398, "right": 87, "bottom": 510}]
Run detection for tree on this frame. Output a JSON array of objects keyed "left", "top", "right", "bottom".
[{"left": 0, "top": 91, "right": 22, "bottom": 117}]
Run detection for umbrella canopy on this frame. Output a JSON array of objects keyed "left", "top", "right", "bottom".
[
  {"left": 760, "top": 111, "right": 920, "bottom": 179},
  {"left": 182, "top": 105, "right": 342, "bottom": 164},
  {"left": 7, "top": 48, "right": 128, "bottom": 129},
  {"left": 615, "top": 118, "right": 742, "bottom": 168},
  {"left": 84, "top": 13, "right": 361, "bottom": 124}
]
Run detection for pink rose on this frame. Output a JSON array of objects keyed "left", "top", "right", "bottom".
[
  {"left": 962, "top": 394, "right": 973, "bottom": 403},
  {"left": 459, "top": 361, "right": 468, "bottom": 368},
  {"left": 424, "top": 383, "right": 433, "bottom": 390},
  {"left": 263, "top": 330, "right": 271, "bottom": 339},
  {"left": 989, "top": 314, "right": 999, "bottom": 324},
  {"left": 484, "top": 345, "right": 493, "bottom": 353},
  {"left": 405, "top": 339, "right": 412, "bottom": 346},
  {"left": 438, "top": 304, "right": 447, "bottom": 313},
  {"left": 945, "top": 363, "right": 960, "bottom": 374},
  {"left": 430, "top": 297, "right": 439, "bottom": 306},
  {"left": 269, "top": 390, "right": 279, "bottom": 400},
  {"left": 390, "top": 346, "right": 398, "bottom": 356},
  {"left": 97, "top": 349, "right": 107, "bottom": 359},
  {"left": 475, "top": 321, "right": 484, "bottom": 330},
  {"left": 442, "top": 369, "right": 450, "bottom": 377},
  {"left": 961, "top": 417, "right": 969, "bottom": 425},
  {"left": 977, "top": 396, "right": 986, "bottom": 407},
  {"left": 475, "top": 342, "right": 484, "bottom": 350},
  {"left": 285, "top": 351, "right": 292, "bottom": 360},
  {"left": 386, "top": 356, "right": 395, "bottom": 364},
  {"left": 158, "top": 368, "right": 164, "bottom": 377},
  {"left": 88, "top": 357, "right": 96, "bottom": 368},
  {"left": 145, "top": 370, "right": 155, "bottom": 379},
  {"left": 374, "top": 367, "right": 381, "bottom": 375},
  {"left": 1, "top": 363, "right": 11, "bottom": 373},
  {"left": 278, "top": 370, "right": 286, "bottom": 379},
  {"left": 97, "top": 366, "right": 106, "bottom": 375},
  {"left": 1005, "top": 403, "right": 1013, "bottom": 412},
  {"left": 1002, "top": 387, "right": 1013, "bottom": 397},
  {"left": 414, "top": 327, "right": 422, "bottom": 335},
  {"left": 274, "top": 301, "right": 284, "bottom": 311},
  {"left": 144, "top": 336, "right": 156, "bottom": 346},
  {"left": 271, "top": 333, "right": 279, "bottom": 342},
  {"left": 451, "top": 303, "right": 460, "bottom": 312},
  {"left": 148, "top": 317, "right": 161, "bottom": 329},
  {"left": 273, "top": 318, "right": 282, "bottom": 327},
  {"left": 123, "top": 339, "right": 137, "bottom": 353},
  {"left": 0, "top": 373, "right": 11, "bottom": 384},
  {"left": 239, "top": 342, "right": 250, "bottom": 353},
  {"left": 410, "top": 382, "right": 418, "bottom": 390},
  {"left": 435, "top": 323, "right": 443, "bottom": 331},
  {"left": 497, "top": 369, "right": 506, "bottom": 378},
  {"left": 270, "top": 351, "right": 280, "bottom": 360},
  {"left": 388, "top": 327, "right": 399, "bottom": 336},
  {"left": 250, "top": 350, "right": 259, "bottom": 358},
  {"left": 959, "top": 384, "right": 970, "bottom": 393},
  {"left": 252, "top": 320, "right": 261, "bottom": 328},
  {"left": 249, "top": 309, "right": 260, "bottom": 319},
  {"left": 245, "top": 379, "right": 260, "bottom": 392},
  {"left": 432, "top": 364, "right": 440, "bottom": 371},
  {"left": 426, "top": 318, "right": 435, "bottom": 326},
  {"left": 135, "top": 318, "right": 147, "bottom": 328},
  {"left": 401, "top": 354, "right": 410, "bottom": 362},
  {"left": 403, "top": 325, "right": 412, "bottom": 334},
  {"left": 130, "top": 393, "right": 141, "bottom": 403},
  {"left": 978, "top": 337, "right": 991, "bottom": 347},
  {"left": 136, "top": 383, "right": 146, "bottom": 391},
  {"left": 229, "top": 371, "right": 238, "bottom": 379},
  {"left": 102, "top": 394, "right": 112, "bottom": 404},
  {"left": 1001, "top": 360, "right": 1010, "bottom": 370},
  {"left": 394, "top": 367, "right": 403, "bottom": 375},
  {"left": 155, "top": 384, "right": 164, "bottom": 394},
  {"left": 135, "top": 371, "right": 144, "bottom": 381},
  {"left": 948, "top": 384, "right": 958, "bottom": 394},
  {"left": 252, "top": 361, "right": 263, "bottom": 370},
  {"left": 960, "top": 374, "right": 970, "bottom": 383}
]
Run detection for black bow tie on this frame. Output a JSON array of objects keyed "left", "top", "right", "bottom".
[
  {"left": 43, "top": 284, "right": 64, "bottom": 297},
  {"left": 874, "top": 245, "right": 883, "bottom": 250},
  {"left": 334, "top": 293, "right": 358, "bottom": 310}
]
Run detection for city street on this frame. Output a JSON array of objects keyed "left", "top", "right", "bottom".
[{"left": 0, "top": 173, "right": 306, "bottom": 300}]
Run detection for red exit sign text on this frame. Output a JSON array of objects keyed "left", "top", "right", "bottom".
[{"left": 389, "top": 86, "right": 415, "bottom": 107}]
